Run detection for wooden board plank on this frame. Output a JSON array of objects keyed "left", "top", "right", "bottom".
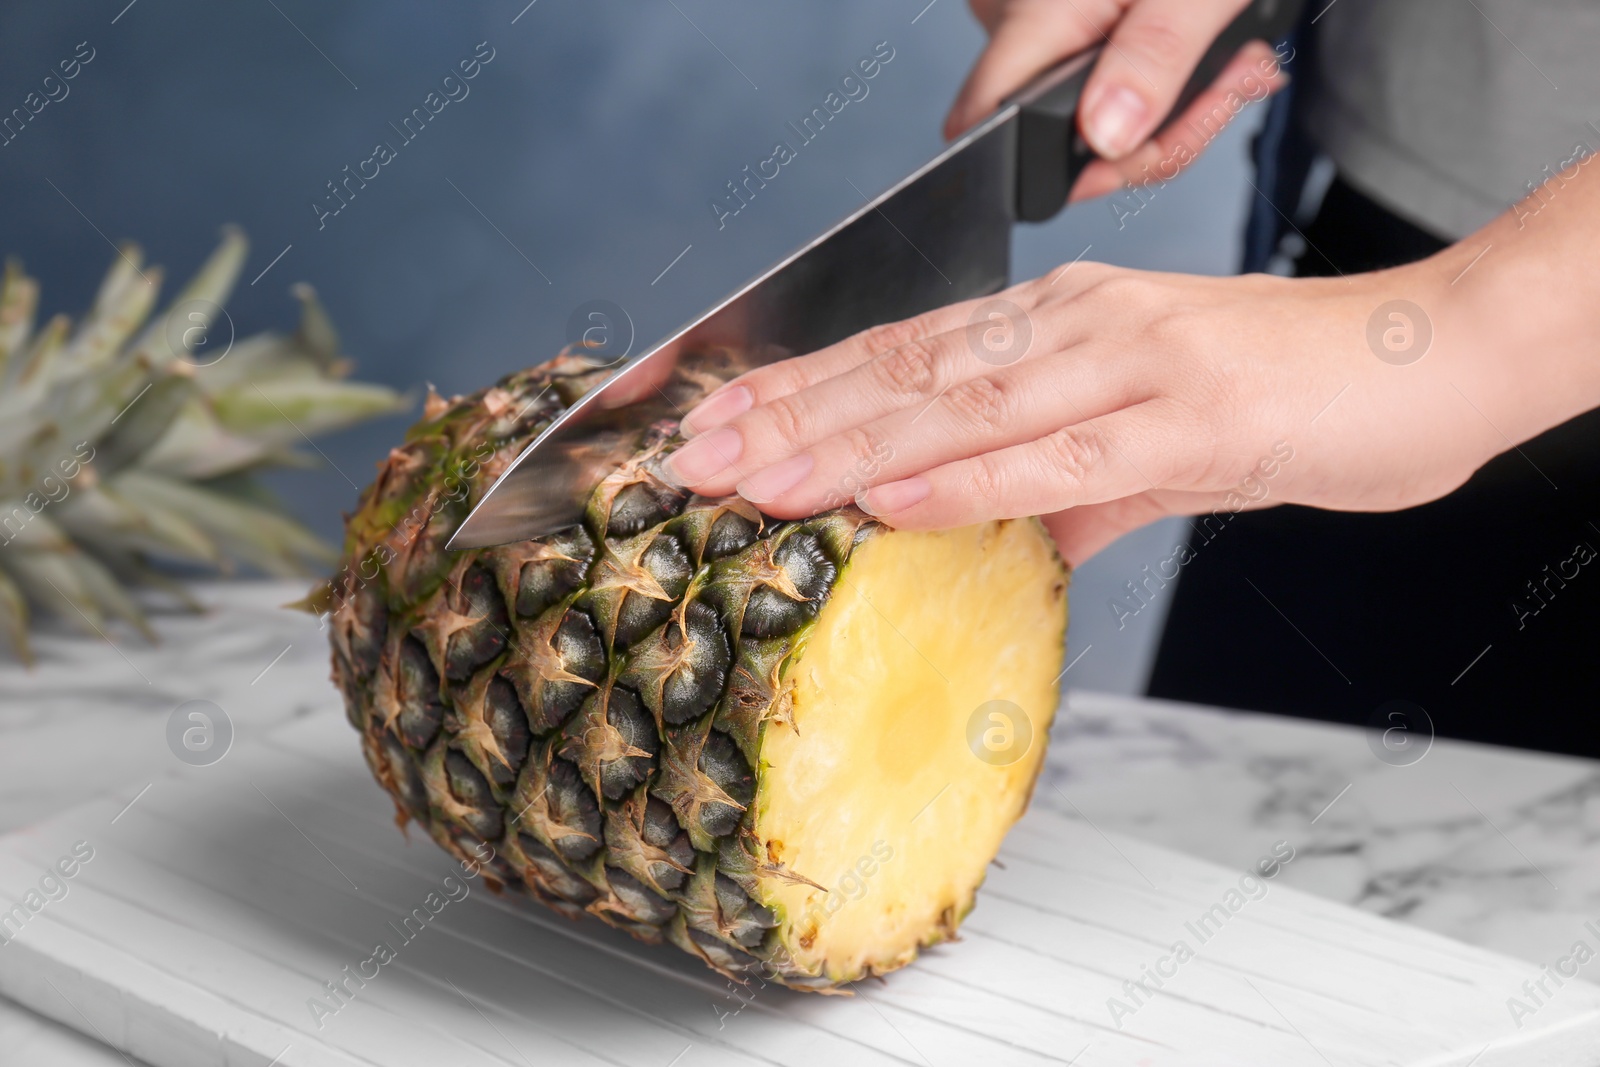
[{"left": 0, "top": 711, "right": 1596, "bottom": 1067}]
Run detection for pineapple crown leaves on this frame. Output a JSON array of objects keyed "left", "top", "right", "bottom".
[{"left": 0, "top": 228, "right": 410, "bottom": 663}]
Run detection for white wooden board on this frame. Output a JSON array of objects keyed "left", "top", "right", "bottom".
[{"left": 1, "top": 712, "right": 1597, "bottom": 1067}]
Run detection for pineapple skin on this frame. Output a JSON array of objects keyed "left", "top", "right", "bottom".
[{"left": 326, "top": 354, "right": 1069, "bottom": 990}]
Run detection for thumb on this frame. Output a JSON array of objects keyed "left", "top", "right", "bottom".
[{"left": 1078, "top": 0, "right": 1253, "bottom": 160}]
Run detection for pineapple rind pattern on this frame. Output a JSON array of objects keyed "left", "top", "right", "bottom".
[{"left": 327, "top": 355, "right": 883, "bottom": 988}]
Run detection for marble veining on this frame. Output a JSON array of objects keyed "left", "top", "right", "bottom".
[
  {"left": 2, "top": 581, "right": 1597, "bottom": 1063},
  {"left": 1041, "top": 691, "right": 1600, "bottom": 972}
]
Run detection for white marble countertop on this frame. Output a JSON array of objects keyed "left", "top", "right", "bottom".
[{"left": 3, "top": 581, "right": 1597, "bottom": 1064}]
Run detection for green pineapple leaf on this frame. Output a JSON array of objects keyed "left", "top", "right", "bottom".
[{"left": 0, "top": 229, "right": 409, "bottom": 660}]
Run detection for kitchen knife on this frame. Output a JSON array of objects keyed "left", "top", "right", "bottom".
[{"left": 449, "top": 0, "right": 1301, "bottom": 549}]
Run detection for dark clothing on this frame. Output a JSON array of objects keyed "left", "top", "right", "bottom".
[
  {"left": 1148, "top": 178, "right": 1600, "bottom": 758},
  {"left": 1290, "top": 177, "right": 1453, "bottom": 277}
]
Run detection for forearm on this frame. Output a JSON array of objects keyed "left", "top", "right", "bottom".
[{"left": 1429, "top": 156, "right": 1600, "bottom": 451}]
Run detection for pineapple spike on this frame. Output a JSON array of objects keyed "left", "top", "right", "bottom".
[
  {"left": 85, "top": 544, "right": 207, "bottom": 613},
  {"left": 94, "top": 374, "right": 196, "bottom": 476},
  {"left": 183, "top": 225, "right": 248, "bottom": 310},
  {"left": 759, "top": 861, "right": 828, "bottom": 893},
  {"left": 2, "top": 542, "right": 105, "bottom": 638},
  {"left": 290, "top": 283, "right": 342, "bottom": 373},
  {"left": 60, "top": 481, "right": 224, "bottom": 568},
  {"left": 61, "top": 264, "right": 162, "bottom": 379},
  {"left": 0, "top": 568, "right": 33, "bottom": 665},
  {"left": 0, "top": 260, "right": 39, "bottom": 379},
  {"left": 60, "top": 245, "right": 158, "bottom": 378},
  {"left": 14, "top": 314, "right": 69, "bottom": 388},
  {"left": 89, "top": 242, "right": 146, "bottom": 311},
  {"left": 64, "top": 551, "right": 156, "bottom": 643},
  {"left": 127, "top": 226, "right": 247, "bottom": 370}
]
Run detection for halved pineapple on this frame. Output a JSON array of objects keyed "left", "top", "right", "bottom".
[{"left": 324, "top": 354, "right": 1069, "bottom": 989}]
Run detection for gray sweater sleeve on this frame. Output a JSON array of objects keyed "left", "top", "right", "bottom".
[{"left": 1303, "top": 0, "right": 1600, "bottom": 240}]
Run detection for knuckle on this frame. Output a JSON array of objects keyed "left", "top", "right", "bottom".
[
  {"left": 862, "top": 317, "right": 925, "bottom": 357},
  {"left": 871, "top": 338, "right": 940, "bottom": 397},
  {"left": 840, "top": 425, "right": 891, "bottom": 471},
  {"left": 1082, "top": 274, "right": 1155, "bottom": 308},
  {"left": 941, "top": 375, "right": 1010, "bottom": 427},
  {"left": 966, "top": 452, "right": 1009, "bottom": 505},
  {"left": 1144, "top": 306, "right": 1201, "bottom": 353},
  {"left": 1066, "top": 261, "right": 1116, "bottom": 287},
  {"left": 763, "top": 393, "right": 813, "bottom": 449},
  {"left": 1038, "top": 425, "right": 1104, "bottom": 486}
]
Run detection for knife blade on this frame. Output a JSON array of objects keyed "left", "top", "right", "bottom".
[{"left": 448, "top": 0, "right": 1300, "bottom": 549}]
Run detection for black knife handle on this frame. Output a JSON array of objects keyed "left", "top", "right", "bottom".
[{"left": 1011, "top": 0, "right": 1303, "bottom": 223}]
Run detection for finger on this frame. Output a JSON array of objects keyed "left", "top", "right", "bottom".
[
  {"left": 1068, "top": 42, "right": 1286, "bottom": 202},
  {"left": 1079, "top": 0, "right": 1253, "bottom": 160},
  {"left": 597, "top": 339, "right": 684, "bottom": 409},
  {"left": 670, "top": 322, "right": 1005, "bottom": 498},
  {"left": 678, "top": 299, "right": 987, "bottom": 437},
  {"left": 854, "top": 405, "right": 1178, "bottom": 528},
  {"left": 745, "top": 354, "right": 1135, "bottom": 519},
  {"left": 944, "top": 0, "right": 1118, "bottom": 138},
  {"left": 678, "top": 284, "right": 1036, "bottom": 440}
]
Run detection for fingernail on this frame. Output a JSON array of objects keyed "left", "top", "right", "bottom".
[
  {"left": 1085, "top": 86, "right": 1148, "bottom": 159},
  {"left": 857, "top": 477, "right": 930, "bottom": 516},
  {"left": 662, "top": 427, "right": 742, "bottom": 486},
  {"left": 681, "top": 385, "right": 752, "bottom": 437},
  {"left": 736, "top": 453, "right": 814, "bottom": 504}
]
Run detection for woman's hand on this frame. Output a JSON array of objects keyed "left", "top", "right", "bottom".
[
  {"left": 659, "top": 240, "right": 1589, "bottom": 565},
  {"left": 945, "top": 0, "right": 1289, "bottom": 201}
]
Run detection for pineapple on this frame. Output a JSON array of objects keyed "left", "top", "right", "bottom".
[
  {"left": 0, "top": 229, "right": 406, "bottom": 662},
  {"left": 323, "top": 353, "right": 1070, "bottom": 989}
]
